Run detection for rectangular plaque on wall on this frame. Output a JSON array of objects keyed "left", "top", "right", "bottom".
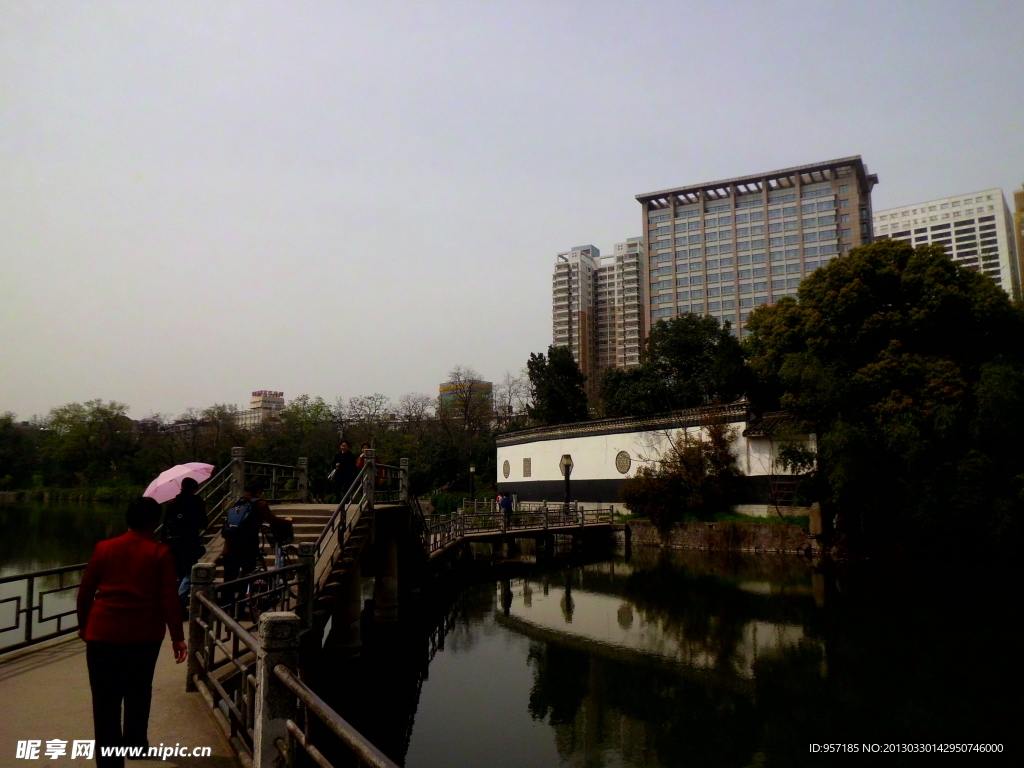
[{"left": 523, "top": 458, "right": 532, "bottom": 477}]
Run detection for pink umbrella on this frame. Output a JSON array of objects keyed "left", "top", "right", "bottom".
[{"left": 143, "top": 463, "right": 215, "bottom": 504}]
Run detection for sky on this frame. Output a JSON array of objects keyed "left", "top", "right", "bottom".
[{"left": 2, "top": 0, "right": 1023, "bottom": 420}]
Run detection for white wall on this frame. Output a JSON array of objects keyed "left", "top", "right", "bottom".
[{"left": 497, "top": 422, "right": 809, "bottom": 485}]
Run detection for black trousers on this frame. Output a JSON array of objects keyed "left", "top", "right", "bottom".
[
  {"left": 86, "top": 641, "right": 162, "bottom": 768},
  {"left": 222, "top": 550, "right": 258, "bottom": 583}
]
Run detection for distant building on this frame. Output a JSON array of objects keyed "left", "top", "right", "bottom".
[
  {"left": 552, "top": 240, "right": 646, "bottom": 405},
  {"left": 439, "top": 379, "right": 493, "bottom": 410},
  {"left": 235, "top": 390, "right": 285, "bottom": 429},
  {"left": 873, "top": 189, "right": 1021, "bottom": 301},
  {"left": 1013, "top": 182, "right": 1024, "bottom": 285},
  {"left": 636, "top": 156, "right": 878, "bottom": 338}
]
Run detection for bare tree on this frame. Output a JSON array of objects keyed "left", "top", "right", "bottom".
[
  {"left": 397, "top": 393, "right": 434, "bottom": 439},
  {"left": 342, "top": 393, "right": 392, "bottom": 446},
  {"left": 494, "top": 369, "right": 530, "bottom": 429}
]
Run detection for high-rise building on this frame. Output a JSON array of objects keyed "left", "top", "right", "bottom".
[
  {"left": 1013, "top": 183, "right": 1024, "bottom": 285},
  {"left": 552, "top": 239, "right": 645, "bottom": 404},
  {"left": 873, "top": 189, "right": 1020, "bottom": 301},
  {"left": 635, "top": 157, "right": 878, "bottom": 337}
]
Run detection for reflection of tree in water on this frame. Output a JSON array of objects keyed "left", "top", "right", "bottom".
[
  {"left": 526, "top": 638, "right": 766, "bottom": 767},
  {"left": 621, "top": 552, "right": 819, "bottom": 677}
]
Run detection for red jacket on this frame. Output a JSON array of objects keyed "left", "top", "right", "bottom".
[{"left": 77, "top": 530, "right": 185, "bottom": 644}]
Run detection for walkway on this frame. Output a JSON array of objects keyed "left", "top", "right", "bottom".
[{"left": 0, "top": 635, "right": 235, "bottom": 767}]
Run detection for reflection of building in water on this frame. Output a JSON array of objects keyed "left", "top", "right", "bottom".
[
  {"left": 503, "top": 571, "right": 810, "bottom": 680},
  {"left": 503, "top": 560, "right": 822, "bottom": 767}
]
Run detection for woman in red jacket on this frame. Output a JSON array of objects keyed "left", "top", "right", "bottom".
[{"left": 77, "top": 496, "right": 188, "bottom": 766}]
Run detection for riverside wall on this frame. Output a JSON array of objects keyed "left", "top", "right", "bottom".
[{"left": 627, "top": 519, "right": 816, "bottom": 555}]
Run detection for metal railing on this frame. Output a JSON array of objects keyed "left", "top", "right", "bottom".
[
  {"left": 423, "top": 503, "right": 614, "bottom": 556},
  {"left": 0, "top": 563, "right": 88, "bottom": 654}
]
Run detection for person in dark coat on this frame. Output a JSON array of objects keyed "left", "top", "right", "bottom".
[
  {"left": 331, "top": 440, "right": 358, "bottom": 499},
  {"left": 77, "top": 497, "right": 187, "bottom": 768},
  {"left": 221, "top": 478, "right": 291, "bottom": 584},
  {"left": 162, "top": 476, "right": 208, "bottom": 610},
  {"left": 500, "top": 492, "right": 514, "bottom": 527}
]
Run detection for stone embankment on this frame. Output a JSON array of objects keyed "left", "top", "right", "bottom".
[{"left": 627, "top": 519, "right": 816, "bottom": 555}]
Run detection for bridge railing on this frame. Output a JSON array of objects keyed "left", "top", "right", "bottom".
[
  {"left": 274, "top": 664, "right": 398, "bottom": 768},
  {"left": 203, "top": 450, "right": 309, "bottom": 539},
  {"left": 313, "top": 454, "right": 413, "bottom": 593},
  {"left": 186, "top": 569, "right": 396, "bottom": 768},
  {"left": 422, "top": 502, "right": 615, "bottom": 556},
  {"left": 0, "top": 563, "right": 87, "bottom": 654}
]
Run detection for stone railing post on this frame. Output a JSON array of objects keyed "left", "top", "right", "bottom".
[
  {"left": 230, "top": 446, "right": 246, "bottom": 499},
  {"left": 543, "top": 500, "right": 549, "bottom": 530},
  {"left": 295, "top": 542, "right": 315, "bottom": 630},
  {"left": 297, "top": 458, "right": 309, "bottom": 503},
  {"left": 186, "top": 562, "right": 216, "bottom": 692},
  {"left": 400, "top": 458, "right": 410, "bottom": 504},
  {"left": 363, "top": 449, "right": 375, "bottom": 511},
  {"left": 254, "top": 612, "right": 300, "bottom": 768}
]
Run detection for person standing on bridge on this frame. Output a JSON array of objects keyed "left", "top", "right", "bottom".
[
  {"left": 162, "top": 476, "right": 208, "bottom": 613},
  {"left": 331, "top": 440, "right": 358, "bottom": 499},
  {"left": 221, "top": 478, "right": 292, "bottom": 586},
  {"left": 77, "top": 496, "right": 187, "bottom": 767}
]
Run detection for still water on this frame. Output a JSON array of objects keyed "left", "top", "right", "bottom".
[
  {"left": 1, "top": 504, "right": 1017, "bottom": 765},
  {"left": 0, "top": 500, "right": 126, "bottom": 577},
  {"left": 318, "top": 546, "right": 1018, "bottom": 768}
]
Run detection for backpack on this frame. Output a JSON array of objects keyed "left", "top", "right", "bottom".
[{"left": 222, "top": 497, "right": 258, "bottom": 541}]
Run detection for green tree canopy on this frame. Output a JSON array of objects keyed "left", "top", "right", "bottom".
[
  {"left": 745, "top": 239, "right": 1024, "bottom": 550},
  {"left": 527, "top": 346, "right": 589, "bottom": 425},
  {"left": 600, "top": 313, "right": 747, "bottom": 417}
]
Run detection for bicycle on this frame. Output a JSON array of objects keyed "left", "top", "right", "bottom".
[{"left": 245, "top": 525, "right": 300, "bottom": 625}]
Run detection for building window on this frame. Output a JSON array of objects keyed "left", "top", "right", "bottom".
[{"left": 840, "top": 199, "right": 850, "bottom": 208}]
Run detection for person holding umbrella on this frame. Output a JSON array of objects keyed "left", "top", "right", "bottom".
[{"left": 162, "top": 477, "right": 208, "bottom": 612}]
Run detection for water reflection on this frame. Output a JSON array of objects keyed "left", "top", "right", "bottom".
[
  {"left": 0, "top": 501, "right": 126, "bottom": 576},
  {"left": 316, "top": 545, "right": 1017, "bottom": 768}
]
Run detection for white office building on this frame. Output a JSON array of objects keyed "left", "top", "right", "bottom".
[{"left": 873, "top": 189, "right": 1020, "bottom": 301}]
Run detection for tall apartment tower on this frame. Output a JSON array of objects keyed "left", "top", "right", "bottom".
[
  {"left": 635, "top": 157, "right": 878, "bottom": 337},
  {"left": 1013, "top": 183, "right": 1024, "bottom": 283},
  {"left": 873, "top": 189, "right": 1021, "bottom": 301},
  {"left": 552, "top": 239, "right": 646, "bottom": 404}
]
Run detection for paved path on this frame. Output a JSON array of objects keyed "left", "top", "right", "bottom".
[{"left": 0, "top": 635, "right": 235, "bottom": 767}]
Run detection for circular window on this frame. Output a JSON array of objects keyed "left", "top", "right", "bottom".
[
  {"left": 615, "top": 451, "right": 631, "bottom": 474},
  {"left": 502, "top": 460, "right": 510, "bottom": 479}
]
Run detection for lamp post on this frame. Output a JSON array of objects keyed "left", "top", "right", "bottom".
[
  {"left": 559, "top": 454, "right": 574, "bottom": 508},
  {"left": 469, "top": 463, "right": 476, "bottom": 503}
]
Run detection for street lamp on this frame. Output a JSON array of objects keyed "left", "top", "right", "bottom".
[
  {"left": 469, "top": 463, "right": 476, "bottom": 503},
  {"left": 559, "top": 454, "right": 574, "bottom": 507}
]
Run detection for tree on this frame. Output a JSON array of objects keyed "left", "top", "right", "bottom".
[
  {"left": 0, "top": 413, "right": 39, "bottom": 488},
  {"left": 619, "top": 419, "right": 739, "bottom": 530},
  {"left": 494, "top": 369, "right": 531, "bottom": 430},
  {"left": 601, "top": 314, "right": 747, "bottom": 417},
  {"left": 526, "top": 346, "right": 589, "bottom": 425},
  {"left": 745, "top": 239, "right": 1024, "bottom": 551}
]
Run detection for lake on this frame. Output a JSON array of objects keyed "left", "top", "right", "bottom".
[
  {"left": 1, "top": 503, "right": 1016, "bottom": 765},
  {"left": 315, "top": 544, "right": 1017, "bottom": 768}
]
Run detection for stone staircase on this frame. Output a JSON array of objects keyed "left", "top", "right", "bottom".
[{"left": 201, "top": 502, "right": 338, "bottom": 580}]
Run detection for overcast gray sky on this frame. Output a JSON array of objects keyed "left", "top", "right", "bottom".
[{"left": 2, "top": 1, "right": 1023, "bottom": 419}]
